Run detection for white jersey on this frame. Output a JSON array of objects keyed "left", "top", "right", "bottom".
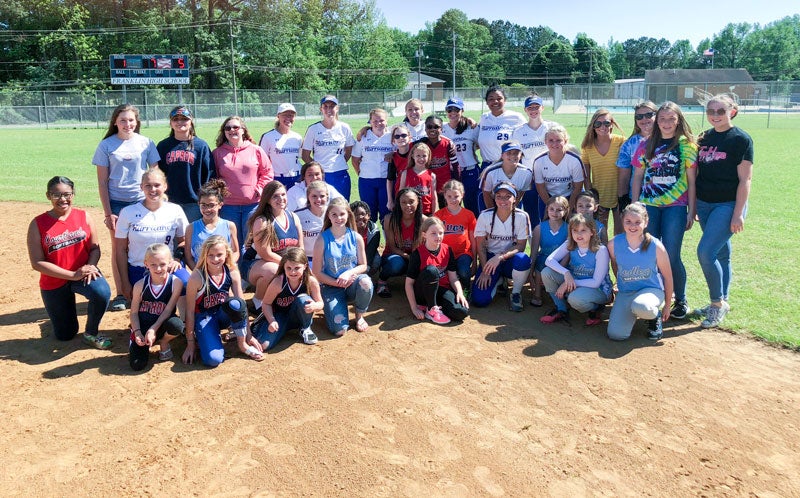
[
  {"left": 481, "top": 163, "right": 533, "bottom": 194},
  {"left": 352, "top": 130, "right": 394, "bottom": 179},
  {"left": 302, "top": 121, "right": 355, "bottom": 173},
  {"left": 115, "top": 201, "right": 188, "bottom": 266},
  {"left": 512, "top": 120, "right": 555, "bottom": 170},
  {"left": 533, "top": 151, "right": 585, "bottom": 197},
  {"left": 475, "top": 207, "right": 531, "bottom": 255},
  {"left": 259, "top": 129, "right": 302, "bottom": 177},
  {"left": 294, "top": 206, "right": 325, "bottom": 255},
  {"left": 286, "top": 182, "right": 343, "bottom": 213},
  {"left": 477, "top": 110, "right": 526, "bottom": 164},
  {"left": 402, "top": 120, "right": 426, "bottom": 141},
  {"left": 442, "top": 122, "right": 479, "bottom": 170}
]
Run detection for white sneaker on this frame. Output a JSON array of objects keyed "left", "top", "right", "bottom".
[
  {"left": 300, "top": 327, "right": 318, "bottom": 345},
  {"left": 701, "top": 302, "right": 730, "bottom": 328}
]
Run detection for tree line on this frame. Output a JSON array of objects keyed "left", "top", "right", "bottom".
[{"left": 1, "top": 1, "right": 798, "bottom": 92}]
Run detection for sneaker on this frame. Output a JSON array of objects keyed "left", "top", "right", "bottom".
[
  {"left": 691, "top": 303, "right": 711, "bottom": 319},
  {"left": 376, "top": 282, "right": 391, "bottom": 298},
  {"left": 670, "top": 300, "right": 689, "bottom": 320},
  {"left": 585, "top": 309, "right": 603, "bottom": 326},
  {"left": 110, "top": 295, "right": 127, "bottom": 312},
  {"left": 83, "top": 333, "right": 112, "bottom": 350},
  {"left": 509, "top": 293, "right": 523, "bottom": 312},
  {"left": 158, "top": 348, "right": 174, "bottom": 361},
  {"left": 425, "top": 306, "right": 451, "bottom": 325},
  {"left": 496, "top": 278, "right": 508, "bottom": 296},
  {"left": 540, "top": 309, "right": 567, "bottom": 324},
  {"left": 701, "top": 302, "right": 730, "bottom": 329},
  {"left": 300, "top": 327, "right": 318, "bottom": 345},
  {"left": 647, "top": 316, "right": 663, "bottom": 341}
]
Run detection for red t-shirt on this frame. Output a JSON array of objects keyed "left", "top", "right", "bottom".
[
  {"left": 417, "top": 137, "right": 459, "bottom": 192},
  {"left": 434, "top": 206, "right": 476, "bottom": 257},
  {"left": 35, "top": 209, "right": 92, "bottom": 290},
  {"left": 411, "top": 242, "right": 454, "bottom": 289},
  {"left": 382, "top": 219, "right": 417, "bottom": 256}
]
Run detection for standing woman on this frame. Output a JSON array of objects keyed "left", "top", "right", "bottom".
[
  {"left": 352, "top": 108, "right": 394, "bottom": 222},
  {"left": 512, "top": 95, "right": 555, "bottom": 170},
  {"left": 442, "top": 98, "right": 481, "bottom": 215},
  {"left": 157, "top": 105, "right": 214, "bottom": 223},
  {"left": 260, "top": 103, "right": 303, "bottom": 189},
  {"left": 402, "top": 98, "right": 426, "bottom": 140},
  {"left": 27, "top": 177, "right": 112, "bottom": 348},
  {"left": 301, "top": 95, "right": 356, "bottom": 200},
  {"left": 212, "top": 116, "right": 274, "bottom": 252},
  {"left": 581, "top": 108, "right": 626, "bottom": 233},
  {"left": 617, "top": 101, "right": 657, "bottom": 213},
  {"left": 477, "top": 85, "right": 526, "bottom": 169},
  {"left": 695, "top": 94, "right": 753, "bottom": 328},
  {"left": 631, "top": 101, "right": 697, "bottom": 320},
  {"left": 93, "top": 103, "right": 160, "bottom": 311}
]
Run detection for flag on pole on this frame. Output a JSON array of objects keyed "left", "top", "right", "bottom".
[{"left": 703, "top": 48, "right": 716, "bottom": 56}]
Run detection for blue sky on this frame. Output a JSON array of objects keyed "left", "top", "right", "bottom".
[{"left": 375, "top": 1, "right": 798, "bottom": 47}]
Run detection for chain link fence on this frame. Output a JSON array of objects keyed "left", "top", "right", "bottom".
[{"left": 1, "top": 82, "right": 798, "bottom": 128}]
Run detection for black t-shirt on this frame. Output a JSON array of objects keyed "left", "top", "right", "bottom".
[{"left": 696, "top": 126, "right": 754, "bottom": 203}]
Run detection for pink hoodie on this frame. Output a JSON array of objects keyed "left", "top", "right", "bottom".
[{"left": 212, "top": 141, "right": 274, "bottom": 205}]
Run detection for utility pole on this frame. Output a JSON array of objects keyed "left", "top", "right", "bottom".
[
  {"left": 415, "top": 44, "right": 424, "bottom": 100},
  {"left": 229, "top": 19, "right": 238, "bottom": 115},
  {"left": 452, "top": 31, "right": 457, "bottom": 96}
]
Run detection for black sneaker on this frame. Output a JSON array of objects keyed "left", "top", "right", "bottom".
[
  {"left": 670, "top": 300, "right": 689, "bottom": 320},
  {"left": 647, "top": 316, "right": 663, "bottom": 341}
]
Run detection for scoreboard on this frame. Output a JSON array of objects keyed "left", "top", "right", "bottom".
[{"left": 110, "top": 54, "right": 190, "bottom": 85}]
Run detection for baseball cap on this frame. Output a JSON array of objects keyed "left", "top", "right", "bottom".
[
  {"left": 445, "top": 98, "right": 464, "bottom": 110},
  {"left": 524, "top": 96, "right": 544, "bottom": 108},
  {"left": 501, "top": 141, "right": 523, "bottom": 154},
  {"left": 277, "top": 103, "right": 296, "bottom": 114},
  {"left": 320, "top": 95, "right": 339, "bottom": 105},
  {"left": 493, "top": 182, "right": 517, "bottom": 197},
  {"left": 170, "top": 106, "right": 192, "bottom": 119}
]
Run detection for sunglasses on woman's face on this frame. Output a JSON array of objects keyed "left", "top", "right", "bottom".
[
  {"left": 445, "top": 107, "right": 460, "bottom": 113},
  {"left": 635, "top": 112, "right": 655, "bottom": 120},
  {"left": 706, "top": 108, "right": 727, "bottom": 116},
  {"left": 593, "top": 120, "right": 612, "bottom": 129},
  {"left": 224, "top": 125, "right": 241, "bottom": 132},
  {"left": 393, "top": 133, "right": 409, "bottom": 139}
]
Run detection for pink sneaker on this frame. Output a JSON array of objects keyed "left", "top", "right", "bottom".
[{"left": 424, "top": 306, "right": 451, "bottom": 325}]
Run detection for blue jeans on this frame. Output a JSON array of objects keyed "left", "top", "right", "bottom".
[
  {"left": 320, "top": 275, "right": 373, "bottom": 334},
  {"left": 471, "top": 252, "right": 531, "bottom": 307},
  {"left": 109, "top": 198, "right": 138, "bottom": 216},
  {"left": 645, "top": 204, "right": 688, "bottom": 302},
  {"left": 379, "top": 254, "right": 408, "bottom": 281},
  {"left": 455, "top": 253, "right": 473, "bottom": 291},
  {"left": 696, "top": 200, "right": 742, "bottom": 303},
  {"left": 461, "top": 166, "right": 481, "bottom": 216},
  {"left": 220, "top": 203, "right": 258, "bottom": 252},
  {"left": 521, "top": 190, "right": 544, "bottom": 231},
  {"left": 253, "top": 294, "right": 314, "bottom": 349},
  {"left": 358, "top": 177, "right": 389, "bottom": 221},
  {"left": 326, "top": 170, "right": 352, "bottom": 201},
  {"left": 40, "top": 277, "right": 111, "bottom": 340},
  {"left": 194, "top": 297, "right": 248, "bottom": 367}
]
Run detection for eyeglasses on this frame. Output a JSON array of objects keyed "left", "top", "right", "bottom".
[
  {"left": 199, "top": 203, "right": 219, "bottom": 209},
  {"left": 393, "top": 133, "right": 409, "bottom": 139},
  {"left": 426, "top": 125, "right": 441, "bottom": 130},
  {"left": 593, "top": 120, "right": 612, "bottom": 129},
  {"left": 706, "top": 108, "right": 727, "bottom": 116},
  {"left": 224, "top": 125, "right": 241, "bottom": 131},
  {"left": 635, "top": 112, "right": 655, "bottom": 120},
  {"left": 445, "top": 107, "right": 461, "bottom": 113},
  {"left": 48, "top": 192, "right": 74, "bottom": 200}
]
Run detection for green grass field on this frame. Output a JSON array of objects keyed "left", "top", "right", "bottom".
[{"left": 2, "top": 112, "right": 798, "bottom": 348}]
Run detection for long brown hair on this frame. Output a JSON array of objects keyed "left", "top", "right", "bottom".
[
  {"left": 215, "top": 116, "right": 254, "bottom": 147},
  {"left": 644, "top": 101, "right": 694, "bottom": 160},
  {"left": 103, "top": 103, "right": 141, "bottom": 139},
  {"left": 580, "top": 108, "right": 624, "bottom": 149}
]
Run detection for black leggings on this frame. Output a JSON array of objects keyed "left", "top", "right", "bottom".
[{"left": 413, "top": 265, "right": 469, "bottom": 321}]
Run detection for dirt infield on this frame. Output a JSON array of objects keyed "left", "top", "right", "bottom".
[{"left": 2, "top": 201, "right": 798, "bottom": 496}]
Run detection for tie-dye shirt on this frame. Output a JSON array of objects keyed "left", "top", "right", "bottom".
[{"left": 634, "top": 136, "right": 697, "bottom": 207}]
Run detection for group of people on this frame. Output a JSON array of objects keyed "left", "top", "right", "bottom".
[{"left": 27, "top": 89, "right": 753, "bottom": 369}]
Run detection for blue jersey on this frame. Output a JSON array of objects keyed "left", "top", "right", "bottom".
[
  {"left": 539, "top": 222, "right": 568, "bottom": 259},
  {"left": 320, "top": 228, "right": 359, "bottom": 279},
  {"left": 137, "top": 273, "right": 178, "bottom": 330},
  {"left": 272, "top": 276, "right": 307, "bottom": 315},
  {"left": 190, "top": 218, "right": 233, "bottom": 261},
  {"left": 568, "top": 248, "right": 613, "bottom": 298},
  {"left": 613, "top": 234, "right": 663, "bottom": 293},
  {"left": 273, "top": 214, "right": 301, "bottom": 256},
  {"left": 194, "top": 266, "right": 232, "bottom": 314}
]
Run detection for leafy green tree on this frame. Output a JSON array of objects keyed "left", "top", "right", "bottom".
[
  {"left": 574, "top": 33, "right": 614, "bottom": 83},
  {"left": 531, "top": 38, "right": 578, "bottom": 84},
  {"left": 709, "top": 22, "right": 753, "bottom": 68},
  {"left": 741, "top": 16, "right": 800, "bottom": 80}
]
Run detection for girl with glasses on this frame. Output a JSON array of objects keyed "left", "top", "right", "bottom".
[
  {"left": 184, "top": 179, "right": 239, "bottom": 270},
  {"left": 617, "top": 101, "right": 658, "bottom": 215}
]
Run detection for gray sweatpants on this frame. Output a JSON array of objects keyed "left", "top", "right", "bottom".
[{"left": 607, "top": 288, "right": 664, "bottom": 341}]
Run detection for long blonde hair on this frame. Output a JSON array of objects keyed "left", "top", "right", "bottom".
[{"left": 195, "top": 235, "right": 235, "bottom": 296}]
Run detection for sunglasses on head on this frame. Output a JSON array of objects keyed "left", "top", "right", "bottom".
[
  {"left": 224, "top": 125, "right": 241, "bottom": 131},
  {"left": 593, "top": 120, "right": 612, "bottom": 129},
  {"left": 635, "top": 112, "right": 655, "bottom": 120},
  {"left": 706, "top": 108, "right": 727, "bottom": 116}
]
